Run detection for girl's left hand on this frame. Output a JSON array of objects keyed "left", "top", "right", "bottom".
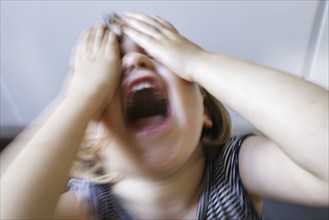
[{"left": 121, "top": 12, "right": 207, "bottom": 82}]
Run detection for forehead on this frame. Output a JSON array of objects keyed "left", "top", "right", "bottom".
[{"left": 120, "top": 35, "right": 145, "bottom": 56}]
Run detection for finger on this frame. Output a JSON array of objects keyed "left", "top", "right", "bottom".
[
  {"left": 79, "top": 27, "right": 93, "bottom": 52},
  {"left": 100, "top": 29, "right": 110, "bottom": 53},
  {"left": 105, "top": 32, "right": 119, "bottom": 56},
  {"left": 100, "top": 29, "right": 110, "bottom": 52},
  {"left": 122, "top": 25, "right": 157, "bottom": 51},
  {"left": 68, "top": 45, "right": 78, "bottom": 68},
  {"left": 123, "top": 12, "right": 177, "bottom": 37},
  {"left": 94, "top": 24, "right": 106, "bottom": 50},
  {"left": 122, "top": 16, "right": 162, "bottom": 40},
  {"left": 87, "top": 27, "right": 97, "bottom": 51},
  {"left": 124, "top": 12, "right": 166, "bottom": 30},
  {"left": 77, "top": 28, "right": 90, "bottom": 42},
  {"left": 75, "top": 28, "right": 91, "bottom": 53},
  {"left": 152, "top": 15, "right": 178, "bottom": 33}
]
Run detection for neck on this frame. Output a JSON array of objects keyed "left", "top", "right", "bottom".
[{"left": 111, "top": 147, "right": 205, "bottom": 219}]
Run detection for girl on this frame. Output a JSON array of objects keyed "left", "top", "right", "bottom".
[{"left": 1, "top": 12, "right": 328, "bottom": 219}]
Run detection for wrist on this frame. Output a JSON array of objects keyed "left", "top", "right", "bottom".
[
  {"left": 192, "top": 51, "right": 216, "bottom": 83},
  {"left": 60, "top": 90, "right": 107, "bottom": 119}
]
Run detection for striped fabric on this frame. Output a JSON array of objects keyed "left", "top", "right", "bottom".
[
  {"left": 69, "top": 134, "right": 261, "bottom": 220},
  {"left": 196, "top": 134, "right": 261, "bottom": 219}
]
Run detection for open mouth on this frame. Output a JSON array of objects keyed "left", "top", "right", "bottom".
[{"left": 122, "top": 78, "right": 170, "bottom": 135}]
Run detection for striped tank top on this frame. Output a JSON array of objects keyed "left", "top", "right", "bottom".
[{"left": 69, "top": 134, "right": 261, "bottom": 219}]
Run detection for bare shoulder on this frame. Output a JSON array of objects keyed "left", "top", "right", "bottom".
[
  {"left": 54, "top": 191, "right": 90, "bottom": 220},
  {"left": 239, "top": 135, "right": 328, "bottom": 207},
  {"left": 239, "top": 136, "right": 268, "bottom": 214}
]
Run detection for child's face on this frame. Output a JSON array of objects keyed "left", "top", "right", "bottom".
[{"left": 102, "top": 35, "right": 205, "bottom": 177}]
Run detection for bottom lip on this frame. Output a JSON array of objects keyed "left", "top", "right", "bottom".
[{"left": 129, "top": 110, "right": 172, "bottom": 137}]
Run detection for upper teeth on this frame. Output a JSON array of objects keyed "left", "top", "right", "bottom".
[{"left": 131, "top": 82, "right": 154, "bottom": 92}]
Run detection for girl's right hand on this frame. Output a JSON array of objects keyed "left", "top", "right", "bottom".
[
  {"left": 66, "top": 25, "right": 121, "bottom": 116},
  {"left": 121, "top": 12, "right": 208, "bottom": 82}
]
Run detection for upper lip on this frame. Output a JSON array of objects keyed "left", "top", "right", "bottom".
[{"left": 121, "top": 69, "right": 166, "bottom": 98}]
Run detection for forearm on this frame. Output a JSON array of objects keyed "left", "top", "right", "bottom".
[
  {"left": 195, "top": 52, "right": 328, "bottom": 180},
  {"left": 1, "top": 95, "right": 96, "bottom": 219},
  {"left": 1, "top": 97, "right": 65, "bottom": 176}
]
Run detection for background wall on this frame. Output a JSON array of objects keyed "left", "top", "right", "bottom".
[{"left": 1, "top": 1, "right": 328, "bottom": 219}]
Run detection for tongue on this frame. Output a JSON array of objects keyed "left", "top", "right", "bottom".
[{"left": 132, "top": 115, "right": 166, "bottom": 130}]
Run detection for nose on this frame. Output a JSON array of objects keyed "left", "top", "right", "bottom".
[{"left": 122, "top": 52, "right": 155, "bottom": 75}]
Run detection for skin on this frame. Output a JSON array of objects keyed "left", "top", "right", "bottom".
[
  {"left": 1, "top": 25, "right": 121, "bottom": 219},
  {"left": 1, "top": 12, "right": 328, "bottom": 219},
  {"left": 121, "top": 12, "right": 328, "bottom": 207},
  {"left": 100, "top": 33, "right": 209, "bottom": 219}
]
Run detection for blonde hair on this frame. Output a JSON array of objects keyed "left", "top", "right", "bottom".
[
  {"left": 69, "top": 87, "right": 232, "bottom": 183},
  {"left": 69, "top": 125, "right": 113, "bottom": 183},
  {"left": 200, "top": 87, "right": 232, "bottom": 157}
]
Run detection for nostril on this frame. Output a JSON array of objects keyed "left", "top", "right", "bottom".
[{"left": 139, "top": 61, "right": 146, "bottom": 68}]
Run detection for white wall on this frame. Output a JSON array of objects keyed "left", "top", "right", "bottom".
[
  {"left": 306, "top": 1, "right": 328, "bottom": 89},
  {"left": 1, "top": 1, "right": 328, "bottom": 137}
]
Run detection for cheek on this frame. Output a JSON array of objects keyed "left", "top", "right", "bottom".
[
  {"left": 102, "top": 95, "right": 125, "bottom": 135},
  {"left": 157, "top": 66, "right": 204, "bottom": 138},
  {"left": 161, "top": 82, "right": 204, "bottom": 171},
  {"left": 184, "top": 86, "right": 204, "bottom": 140},
  {"left": 171, "top": 79, "right": 204, "bottom": 141}
]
